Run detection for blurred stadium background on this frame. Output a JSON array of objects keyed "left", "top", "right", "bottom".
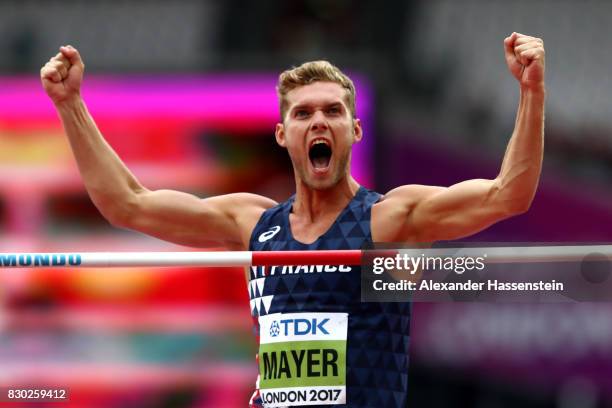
[{"left": 1, "top": 0, "right": 611, "bottom": 407}]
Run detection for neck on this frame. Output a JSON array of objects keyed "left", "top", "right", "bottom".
[{"left": 292, "top": 175, "right": 361, "bottom": 221}]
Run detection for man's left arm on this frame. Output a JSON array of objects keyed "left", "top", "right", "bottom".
[{"left": 383, "top": 33, "right": 545, "bottom": 242}]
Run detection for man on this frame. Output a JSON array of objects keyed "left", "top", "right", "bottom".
[{"left": 40, "top": 32, "right": 545, "bottom": 407}]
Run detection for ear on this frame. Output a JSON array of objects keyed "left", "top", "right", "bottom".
[
  {"left": 352, "top": 118, "right": 363, "bottom": 143},
  {"left": 275, "top": 123, "right": 286, "bottom": 147}
]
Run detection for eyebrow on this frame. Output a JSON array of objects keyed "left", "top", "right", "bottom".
[
  {"left": 290, "top": 104, "right": 311, "bottom": 113},
  {"left": 325, "top": 103, "right": 343, "bottom": 110},
  {"left": 290, "top": 102, "right": 344, "bottom": 112}
]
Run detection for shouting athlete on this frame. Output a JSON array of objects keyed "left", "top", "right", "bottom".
[{"left": 41, "top": 32, "right": 545, "bottom": 407}]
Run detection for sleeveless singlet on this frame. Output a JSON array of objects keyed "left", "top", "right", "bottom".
[{"left": 248, "top": 186, "right": 410, "bottom": 407}]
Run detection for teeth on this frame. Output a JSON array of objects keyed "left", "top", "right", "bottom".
[{"left": 312, "top": 139, "right": 329, "bottom": 146}]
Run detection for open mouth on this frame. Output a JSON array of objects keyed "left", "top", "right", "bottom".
[{"left": 308, "top": 140, "right": 332, "bottom": 170}]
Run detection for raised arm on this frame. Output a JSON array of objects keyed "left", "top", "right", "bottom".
[
  {"left": 377, "top": 33, "right": 545, "bottom": 243},
  {"left": 40, "top": 46, "right": 276, "bottom": 249}
]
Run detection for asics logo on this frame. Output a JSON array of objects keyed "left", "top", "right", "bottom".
[{"left": 258, "top": 226, "right": 281, "bottom": 242}]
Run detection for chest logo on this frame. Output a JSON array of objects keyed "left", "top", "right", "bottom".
[{"left": 258, "top": 226, "right": 281, "bottom": 242}]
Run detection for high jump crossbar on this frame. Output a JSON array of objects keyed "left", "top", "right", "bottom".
[{"left": 0, "top": 245, "right": 611, "bottom": 268}]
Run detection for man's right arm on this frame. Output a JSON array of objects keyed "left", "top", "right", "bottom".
[{"left": 41, "top": 46, "right": 276, "bottom": 249}]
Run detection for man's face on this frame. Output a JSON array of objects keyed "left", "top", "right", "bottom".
[{"left": 275, "top": 81, "right": 362, "bottom": 190}]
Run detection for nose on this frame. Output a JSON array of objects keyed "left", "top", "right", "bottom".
[{"left": 310, "top": 110, "right": 328, "bottom": 132}]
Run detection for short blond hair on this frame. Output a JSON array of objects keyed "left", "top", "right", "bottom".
[{"left": 277, "top": 60, "right": 356, "bottom": 121}]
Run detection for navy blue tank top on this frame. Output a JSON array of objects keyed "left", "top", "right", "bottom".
[{"left": 248, "top": 186, "right": 410, "bottom": 408}]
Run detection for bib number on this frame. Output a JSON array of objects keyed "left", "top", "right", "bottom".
[{"left": 258, "top": 312, "right": 348, "bottom": 406}]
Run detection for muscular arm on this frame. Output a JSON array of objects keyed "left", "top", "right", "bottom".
[
  {"left": 42, "top": 46, "right": 275, "bottom": 248},
  {"left": 379, "top": 33, "right": 545, "bottom": 243}
]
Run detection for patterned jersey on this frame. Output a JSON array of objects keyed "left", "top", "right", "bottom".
[{"left": 248, "top": 186, "right": 411, "bottom": 407}]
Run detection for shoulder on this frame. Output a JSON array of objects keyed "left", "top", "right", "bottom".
[
  {"left": 226, "top": 192, "right": 278, "bottom": 209},
  {"left": 210, "top": 193, "right": 278, "bottom": 250},
  {"left": 228, "top": 191, "right": 278, "bottom": 217},
  {"left": 203, "top": 192, "right": 277, "bottom": 213},
  {"left": 371, "top": 184, "right": 444, "bottom": 242}
]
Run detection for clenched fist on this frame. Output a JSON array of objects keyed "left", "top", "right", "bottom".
[
  {"left": 40, "top": 45, "right": 85, "bottom": 105},
  {"left": 504, "top": 32, "right": 545, "bottom": 91}
]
